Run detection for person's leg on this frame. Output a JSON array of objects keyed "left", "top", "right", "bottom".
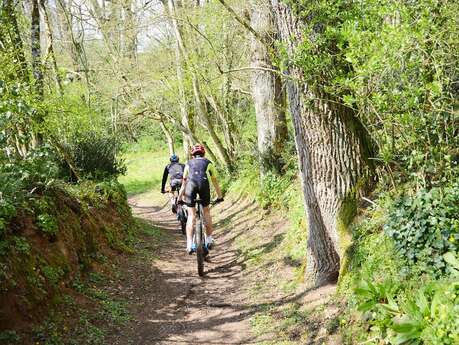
[
  {"left": 169, "top": 190, "right": 177, "bottom": 213},
  {"left": 186, "top": 206, "right": 196, "bottom": 253},
  {"left": 202, "top": 206, "right": 213, "bottom": 236},
  {"left": 202, "top": 206, "right": 214, "bottom": 248},
  {"left": 199, "top": 180, "right": 213, "bottom": 247},
  {"left": 183, "top": 180, "right": 197, "bottom": 253}
]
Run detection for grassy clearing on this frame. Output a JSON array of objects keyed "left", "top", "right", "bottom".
[{"left": 118, "top": 149, "right": 169, "bottom": 195}]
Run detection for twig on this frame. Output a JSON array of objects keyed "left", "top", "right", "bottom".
[{"left": 361, "top": 197, "right": 378, "bottom": 207}]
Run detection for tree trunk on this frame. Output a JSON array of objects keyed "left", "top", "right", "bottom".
[
  {"left": 271, "top": 1, "right": 373, "bottom": 286},
  {"left": 122, "top": 0, "right": 137, "bottom": 60},
  {"left": 250, "top": 0, "right": 287, "bottom": 175},
  {"left": 31, "top": 0, "right": 44, "bottom": 97},
  {"left": 161, "top": 111, "right": 219, "bottom": 164},
  {"left": 160, "top": 120, "right": 175, "bottom": 156},
  {"left": 217, "top": 0, "right": 287, "bottom": 172},
  {"left": 55, "top": 0, "right": 80, "bottom": 71},
  {"left": 1, "top": 0, "right": 29, "bottom": 82},
  {"left": 191, "top": 77, "right": 233, "bottom": 170},
  {"left": 206, "top": 93, "right": 235, "bottom": 155},
  {"left": 41, "top": 0, "right": 64, "bottom": 96},
  {"left": 57, "top": 0, "right": 92, "bottom": 106},
  {"left": 162, "top": 0, "right": 194, "bottom": 158}
]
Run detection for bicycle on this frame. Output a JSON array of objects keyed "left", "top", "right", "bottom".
[{"left": 193, "top": 198, "right": 223, "bottom": 277}]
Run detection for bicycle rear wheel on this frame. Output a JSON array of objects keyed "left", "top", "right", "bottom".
[{"left": 195, "top": 205, "right": 205, "bottom": 276}]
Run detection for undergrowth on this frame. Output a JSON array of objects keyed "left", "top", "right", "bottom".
[{"left": 339, "top": 188, "right": 459, "bottom": 344}]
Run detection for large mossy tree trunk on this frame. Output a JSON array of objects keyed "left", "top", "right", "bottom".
[
  {"left": 250, "top": 0, "right": 287, "bottom": 175},
  {"left": 271, "top": 1, "right": 373, "bottom": 286}
]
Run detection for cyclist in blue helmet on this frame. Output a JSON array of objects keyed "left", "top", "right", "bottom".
[{"left": 161, "top": 154, "right": 185, "bottom": 213}]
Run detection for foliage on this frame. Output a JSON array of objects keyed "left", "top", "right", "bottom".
[
  {"left": 289, "top": 0, "right": 459, "bottom": 187},
  {"left": 340, "top": 199, "right": 459, "bottom": 344},
  {"left": 0, "top": 145, "right": 59, "bottom": 196},
  {"left": 0, "top": 199, "right": 16, "bottom": 235},
  {"left": 12, "top": 237, "right": 31, "bottom": 255},
  {"left": 37, "top": 214, "right": 58, "bottom": 238},
  {"left": 64, "top": 131, "right": 126, "bottom": 180},
  {"left": 385, "top": 184, "right": 459, "bottom": 276},
  {"left": 351, "top": 279, "right": 459, "bottom": 345},
  {"left": 0, "top": 78, "right": 40, "bottom": 157},
  {"left": 0, "top": 330, "right": 20, "bottom": 343},
  {"left": 41, "top": 266, "right": 64, "bottom": 286}
]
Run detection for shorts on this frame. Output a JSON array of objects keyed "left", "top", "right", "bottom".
[
  {"left": 184, "top": 179, "right": 210, "bottom": 207},
  {"left": 170, "top": 179, "right": 182, "bottom": 192}
]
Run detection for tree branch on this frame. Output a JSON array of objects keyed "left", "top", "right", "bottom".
[{"left": 216, "top": 0, "right": 266, "bottom": 46}]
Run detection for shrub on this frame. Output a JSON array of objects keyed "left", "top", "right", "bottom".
[
  {"left": 0, "top": 199, "right": 16, "bottom": 235},
  {"left": 64, "top": 131, "right": 126, "bottom": 180},
  {"left": 41, "top": 265, "right": 64, "bottom": 286},
  {"left": 385, "top": 184, "right": 459, "bottom": 276},
  {"left": 37, "top": 214, "right": 58, "bottom": 237},
  {"left": 352, "top": 278, "right": 459, "bottom": 345}
]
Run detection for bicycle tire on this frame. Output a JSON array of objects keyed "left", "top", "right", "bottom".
[
  {"left": 181, "top": 220, "right": 186, "bottom": 235},
  {"left": 196, "top": 205, "right": 205, "bottom": 276}
]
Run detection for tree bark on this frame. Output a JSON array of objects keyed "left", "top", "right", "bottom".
[
  {"left": 55, "top": 0, "right": 80, "bottom": 71},
  {"left": 160, "top": 119, "right": 175, "bottom": 156},
  {"left": 271, "top": 1, "right": 373, "bottom": 286},
  {"left": 250, "top": 0, "right": 288, "bottom": 175},
  {"left": 31, "top": 0, "right": 44, "bottom": 97},
  {"left": 1, "top": 0, "right": 29, "bottom": 82},
  {"left": 122, "top": 0, "right": 137, "bottom": 60},
  {"left": 191, "top": 77, "right": 233, "bottom": 170},
  {"left": 206, "top": 93, "right": 235, "bottom": 154},
  {"left": 41, "top": 0, "right": 64, "bottom": 96},
  {"left": 162, "top": 0, "right": 195, "bottom": 158}
]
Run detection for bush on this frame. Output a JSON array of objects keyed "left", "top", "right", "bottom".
[
  {"left": 62, "top": 131, "right": 126, "bottom": 181},
  {"left": 385, "top": 184, "right": 459, "bottom": 276},
  {"left": 37, "top": 214, "right": 58, "bottom": 237},
  {"left": 340, "top": 194, "right": 459, "bottom": 345}
]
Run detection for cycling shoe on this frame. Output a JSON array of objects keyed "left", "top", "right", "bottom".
[{"left": 187, "top": 243, "right": 196, "bottom": 255}]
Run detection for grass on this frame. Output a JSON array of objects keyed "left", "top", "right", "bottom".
[
  {"left": 118, "top": 149, "right": 169, "bottom": 195},
  {"left": 224, "top": 167, "right": 322, "bottom": 343}
]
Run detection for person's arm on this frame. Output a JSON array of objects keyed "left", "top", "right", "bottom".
[
  {"left": 208, "top": 164, "right": 223, "bottom": 199},
  {"left": 161, "top": 166, "right": 168, "bottom": 193},
  {"left": 178, "top": 165, "right": 189, "bottom": 200}
]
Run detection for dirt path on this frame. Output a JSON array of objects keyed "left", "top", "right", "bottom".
[{"left": 105, "top": 194, "right": 257, "bottom": 345}]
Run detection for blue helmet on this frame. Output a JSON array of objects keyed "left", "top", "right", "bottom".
[{"left": 170, "top": 154, "right": 179, "bottom": 163}]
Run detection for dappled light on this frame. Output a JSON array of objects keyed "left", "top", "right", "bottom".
[{"left": 0, "top": 0, "right": 457, "bottom": 344}]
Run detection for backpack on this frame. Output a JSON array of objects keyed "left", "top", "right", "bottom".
[{"left": 168, "top": 163, "right": 184, "bottom": 181}]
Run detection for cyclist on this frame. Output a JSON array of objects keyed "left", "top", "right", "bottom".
[
  {"left": 161, "top": 154, "right": 185, "bottom": 213},
  {"left": 178, "top": 144, "right": 223, "bottom": 254}
]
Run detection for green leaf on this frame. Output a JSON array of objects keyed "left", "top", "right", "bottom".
[
  {"left": 357, "top": 301, "right": 376, "bottom": 312},
  {"left": 443, "top": 252, "right": 459, "bottom": 271}
]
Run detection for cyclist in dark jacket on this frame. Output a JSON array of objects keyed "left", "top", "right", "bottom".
[
  {"left": 161, "top": 154, "right": 185, "bottom": 213},
  {"left": 178, "top": 144, "right": 223, "bottom": 254}
]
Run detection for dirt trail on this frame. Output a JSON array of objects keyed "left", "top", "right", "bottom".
[
  {"left": 104, "top": 192, "right": 340, "bottom": 345},
  {"left": 105, "top": 194, "right": 257, "bottom": 345}
]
